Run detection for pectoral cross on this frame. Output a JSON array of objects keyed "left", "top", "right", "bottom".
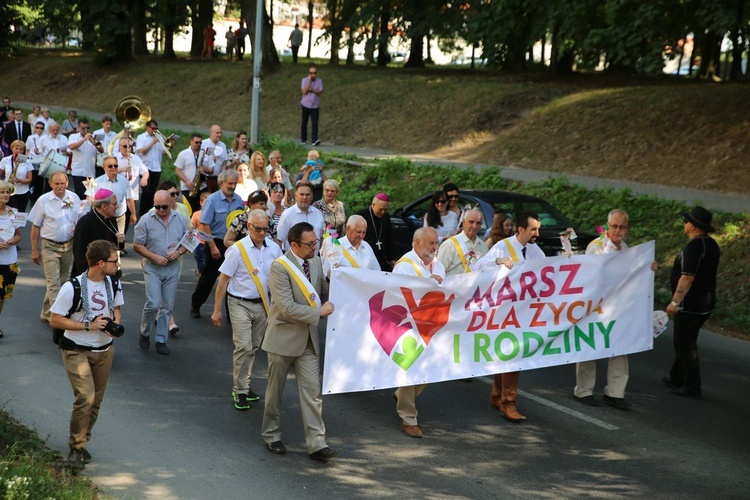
[{"left": 376, "top": 240, "right": 382, "bottom": 250}]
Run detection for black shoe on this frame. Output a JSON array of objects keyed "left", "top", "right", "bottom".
[
  {"left": 232, "top": 392, "right": 250, "bottom": 410},
  {"left": 309, "top": 447, "right": 338, "bottom": 462},
  {"left": 155, "top": 342, "right": 170, "bottom": 355},
  {"left": 671, "top": 386, "right": 701, "bottom": 399},
  {"left": 661, "top": 377, "right": 679, "bottom": 390},
  {"left": 312, "top": 140, "right": 321, "bottom": 146},
  {"left": 190, "top": 308, "right": 201, "bottom": 319},
  {"left": 68, "top": 448, "right": 85, "bottom": 470},
  {"left": 573, "top": 395, "right": 600, "bottom": 407},
  {"left": 246, "top": 388, "right": 261, "bottom": 402},
  {"left": 82, "top": 449, "right": 92, "bottom": 464},
  {"left": 603, "top": 395, "right": 632, "bottom": 411},
  {"left": 139, "top": 334, "right": 150, "bottom": 351},
  {"left": 266, "top": 441, "right": 286, "bottom": 454}
]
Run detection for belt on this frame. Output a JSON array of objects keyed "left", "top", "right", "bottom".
[
  {"left": 42, "top": 237, "right": 72, "bottom": 245},
  {"left": 228, "top": 292, "right": 263, "bottom": 303},
  {"left": 60, "top": 338, "right": 113, "bottom": 352}
]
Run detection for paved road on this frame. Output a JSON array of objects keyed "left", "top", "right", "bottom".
[
  {"left": 1, "top": 222, "right": 749, "bottom": 499},
  {"left": 16, "top": 100, "right": 750, "bottom": 215}
]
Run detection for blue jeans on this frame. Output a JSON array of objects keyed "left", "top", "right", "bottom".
[
  {"left": 140, "top": 261, "right": 180, "bottom": 344},
  {"left": 194, "top": 242, "right": 206, "bottom": 273}
]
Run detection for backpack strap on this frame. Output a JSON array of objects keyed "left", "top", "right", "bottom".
[{"left": 66, "top": 278, "right": 82, "bottom": 318}]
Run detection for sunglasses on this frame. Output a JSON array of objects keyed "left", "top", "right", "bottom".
[
  {"left": 106, "top": 165, "right": 119, "bottom": 169},
  {"left": 154, "top": 204, "right": 170, "bottom": 210},
  {"left": 447, "top": 195, "right": 459, "bottom": 200},
  {"left": 35, "top": 126, "right": 44, "bottom": 130},
  {"left": 251, "top": 224, "right": 270, "bottom": 232},
  {"left": 436, "top": 200, "right": 447, "bottom": 204}
]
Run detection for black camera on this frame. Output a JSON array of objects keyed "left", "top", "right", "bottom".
[{"left": 102, "top": 317, "right": 125, "bottom": 337}]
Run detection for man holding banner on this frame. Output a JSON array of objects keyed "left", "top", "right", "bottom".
[
  {"left": 212, "top": 210, "right": 282, "bottom": 410},
  {"left": 574, "top": 209, "right": 633, "bottom": 410},
  {"left": 475, "top": 212, "right": 546, "bottom": 422},
  {"left": 392, "top": 227, "right": 445, "bottom": 438},
  {"left": 438, "top": 209, "right": 488, "bottom": 276},
  {"left": 321, "top": 215, "right": 380, "bottom": 275},
  {"left": 261, "top": 222, "right": 337, "bottom": 462}
]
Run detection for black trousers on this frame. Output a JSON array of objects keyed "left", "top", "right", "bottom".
[
  {"left": 300, "top": 106, "right": 319, "bottom": 143},
  {"left": 71, "top": 175, "right": 87, "bottom": 200},
  {"left": 191, "top": 239, "right": 226, "bottom": 311},
  {"left": 182, "top": 189, "right": 201, "bottom": 213},
  {"left": 291, "top": 45, "right": 300, "bottom": 63},
  {"left": 669, "top": 311, "right": 709, "bottom": 395},
  {"left": 138, "top": 170, "right": 161, "bottom": 218}
]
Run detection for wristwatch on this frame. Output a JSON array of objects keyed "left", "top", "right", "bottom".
[
  {"left": 84, "top": 321, "right": 90, "bottom": 331},
  {"left": 669, "top": 301, "right": 680, "bottom": 308}
]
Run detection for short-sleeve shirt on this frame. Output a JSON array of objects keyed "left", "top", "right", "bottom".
[
  {"left": 136, "top": 132, "right": 164, "bottom": 172},
  {"left": 219, "top": 236, "right": 282, "bottom": 299},
  {"left": 670, "top": 235, "right": 720, "bottom": 314},
  {"left": 199, "top": 190, "right": 244, "bottom": 240},
  {"left": 301, "top": 77, "right": 323, "bottom": 109}
]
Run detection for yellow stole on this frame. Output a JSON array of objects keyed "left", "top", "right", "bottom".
[{"left": 236, "top": 240, "right": 270, "bottom": 315}]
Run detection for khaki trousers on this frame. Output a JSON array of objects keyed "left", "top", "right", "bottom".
[
  {"left": 490, "top": 371, "right": 520, "bottom": 408},
  {"left": 262, "top": 340, "right": 327, "bottom": 454},
  {"left": 395, "top": 384, "right": 427, "bottom": 426},
  {"left": 227, "top": 297, "right": 267, "bottom": 394},
  {"left": 574, "top": 355, "right": 629, "bottom": 398},
  {"left": 61, "top": 347, "right": 115, "bottom": 450},
  {"left": 40, "top": 239, "right": 73, "bottom": 321}
]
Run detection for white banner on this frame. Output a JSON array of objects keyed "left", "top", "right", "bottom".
[{"left": 323, "top": 241, "right": 655, "bottom": 395}]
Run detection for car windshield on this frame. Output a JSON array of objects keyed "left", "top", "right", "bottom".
[{"left": 490, "top": 200, "right": 575, "bottom": 231}]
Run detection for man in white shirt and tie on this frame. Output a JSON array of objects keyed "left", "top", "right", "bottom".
[{"left": 475, "top": 212, "right": 546, "bottom": 422}]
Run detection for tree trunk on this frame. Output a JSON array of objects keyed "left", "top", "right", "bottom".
[
  {"left": 306, "top": 1, "right": 313, "bottom": 58},
  {"left": 688, "top": 33, "right": 698, "bottom": 77},
  {"left": 540, "top": 34, "right": 546, "bottom": 67},
  {"left": 191, "top": 0, "right": 213, "bottom": 57},
  {"left": 163, "top": 24, "right": 176, "bottom": 59},
  {"left": 549, "top": 25, "right": 559, "bottom": 75},
  {"left": 730, "top": 0, "right": 745, "bottom": 80},
  {"left": 404, "top": 35, "right": 423, "bottom": 67},
  {"left": 328, "top": 0, "right": 342, "bottom": 65},
  {"left": 425, "top": 32, "right": 433, "bottom": 64},
  {"left": 131, "top": 0, "right": 148, "bottom": 56},
  {"left": 246, "top": 0, "right": 281, "bottom": 73},
  {"left": 345, "top": 29, "right": 355, "bottom": 65},
  {"left": 79, "top": 1, "right": 95, "bottom": 51},
  {"left": 377, "top": 2, "right": 390, "bottom": 67}
]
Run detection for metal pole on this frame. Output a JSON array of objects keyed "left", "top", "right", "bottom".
[{"left": 250, "top": 0, "right": 264, "bottom": 144}]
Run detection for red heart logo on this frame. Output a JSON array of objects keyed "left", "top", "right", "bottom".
[
  {"left": 400, "top": 288, "right": 455, "bottom": 345},
  {"left": 368, "top": 291, "right": 411, "bottom": 356}
]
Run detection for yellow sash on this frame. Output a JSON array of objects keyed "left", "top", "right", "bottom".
[
  {"left": 236, "top": 240, "right": 270, "bottom": 315},
  {"left": 275, "top": 255, "right": 321, "bottom": 307},
  {"left": 395, "top": 257, "right": 425, "bottom": 277},
  {"left": 340, "top": 246, "right": 359, "bottom": 268},
  {"left": 504, "top": 238, "right": 520, "bottom": 263},
  {"left": 449, "top": 236, "right": 471, "bottom": 273}
]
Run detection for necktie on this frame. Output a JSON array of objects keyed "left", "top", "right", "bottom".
[
  {"left": 302, "top": 260, "right": 311, "bottom": 281},
  {"left": 17, "top": 122, "right": 21, "bottom": 138},
  {"left": 522, "top": 247, "right": 527, "bottom": 260}
]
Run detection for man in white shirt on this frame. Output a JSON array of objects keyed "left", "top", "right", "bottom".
[
  {"left": 67, "top": 119, "right": 98, "bottom": 199},
  {"left": 212, "top": 209, "right": 282, "bottom": 409},
  {"left": 174, "top": 133, "right": 208, "bottom": 212},
  {"left": 92, "top": 115, "right": 116, "bottom": 177},
  {"left": 27, "top": 121, "right": 47, "bottom": 204},
  {"left": 135, "top": 119, "right": 166, "bottom": 217},
  {"left": 392, "top": 227, "right": 445, "bottom": 438},
  {"left": 115, "top": 137, "right": 149, "bottom": 206},
  {"left": 40, "top": 122, "right": 69, "bottom": 158},
  {"left": 201, "top": 125, "right": 225, "bottom": 193},
  {"left": 29, "top": 171, "right": 81, "bottom": 323},
  {"left": 321, "top": 214, "right": 380, "bottom": 275},
  {"left": 95, "top": 156, "right": 136, "bottom": 242},
  {"left": 438, "top": 209, "right": 488, "bottom": 276},
  {"left": 275, "top": 182, "right": 325, "bottom": 250},
  {"left": 475, "top": 212, "right": 546, "bottom": 422}
]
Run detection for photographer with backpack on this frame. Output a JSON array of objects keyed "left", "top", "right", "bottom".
[{"left": 50, "top": 240, "right": 124, "bottom": 471}]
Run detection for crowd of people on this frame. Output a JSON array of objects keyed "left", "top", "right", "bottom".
[{"left": 0, "top": 99, "right": 721, "bottom": 471}]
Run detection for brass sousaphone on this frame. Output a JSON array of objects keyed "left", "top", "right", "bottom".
[{"left": 107, "top": 96, "right": 174, "bottom": 159}]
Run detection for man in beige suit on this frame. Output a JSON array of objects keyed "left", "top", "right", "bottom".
[{"left": 261, "top": 222, "right": 338, "bottom": 462}]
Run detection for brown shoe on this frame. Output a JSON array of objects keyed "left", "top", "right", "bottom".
[
  {"left": 499, "top": 404, "right": 526, "bottom": 422},
  {"left": 401, "top": 422, "right": 423, "bottom": 438}
]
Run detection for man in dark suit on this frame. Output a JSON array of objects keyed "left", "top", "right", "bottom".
[
  {"left": 4, "top": 109, "right": 31, "bottom": 144},
  {"left": 261, "top": 222, "right": 338, "bottom": 462}
]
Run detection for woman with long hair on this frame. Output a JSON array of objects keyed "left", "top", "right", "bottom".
[
  {"left": 423, "top": 191, "right": 459, "bottom": 243},
  {"left": 267, "top": 182, "right": 287, "bottom": 245},
  {"left": 485, "top": 211, "right": 515, "bottom": 247},
  {"left": 234, "top": 162, "right": 259, "bottom": 203},
  {"left": 312, "top": 179, "right": 346, "bottom": 237},
  {"left": 0, "top": 180, "right": 22, "bottom": 338},
  {"left": 227, "top": 130, "right": 252, "bottom": 169},
  {"left": 249, "top": 151, "right": 268, "bottom": 191}
]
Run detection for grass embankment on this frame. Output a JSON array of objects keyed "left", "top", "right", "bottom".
[
  {"left": 1, "top": 48, "right": 749, "bottom": 195},
  {"left": 0, "top": 412, "right": 99, "bottom": 498}
]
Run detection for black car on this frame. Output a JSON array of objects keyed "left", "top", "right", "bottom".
[{"left": 390, "top": 190, "right": 596, "bottom": 258}]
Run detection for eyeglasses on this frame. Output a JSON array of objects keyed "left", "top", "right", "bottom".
[
  {"left": 295, "top": 240, "right": 318, "bottom": 248},
  {"left": 106, "top": 164, "right": 118, "bottom": 169},
  {"left": 34, "top": 126, "right": 44, "bottom": 129},
  {"left": 168, "top": 191, "right": 179, "bottom": 197},
  {"left": 436, "top": 200, "right": 447, "bottom": 204},
  {"left": 447, "top": 195, "right": 459, "bottom": 200},
  {"left": 154, "top": 204, "right": 170, "bottom": 210},
  {"left": 192, "top": 140, "right": 202, "bottom": 145},
  {"left": 309, "top": 71, "right": 317, "bottom": 75},
  {"left": 103, "top": 259, "right": 119, "bottom": 264},
  {"left": 251, "top": 224, "right": 269, "bottom": 233}
]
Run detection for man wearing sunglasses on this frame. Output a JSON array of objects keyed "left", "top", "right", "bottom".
[
  {"left": 136, "top": 119, "right": 167, "bottom": 217},
  {"left": 212, "top": 209, "right": 281, "bottom": 409},
  {"left": 95, "top": 157, "right": 137, "bottom": 250},
  {"left": 300, "top": 66, "right": 323, "bottom": 146},
  {"left": 67, "top": 119, "right": 98, "bottom": 199},
  {"left": 133, "top": 190, "right": 189, "bottom": 356}
]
